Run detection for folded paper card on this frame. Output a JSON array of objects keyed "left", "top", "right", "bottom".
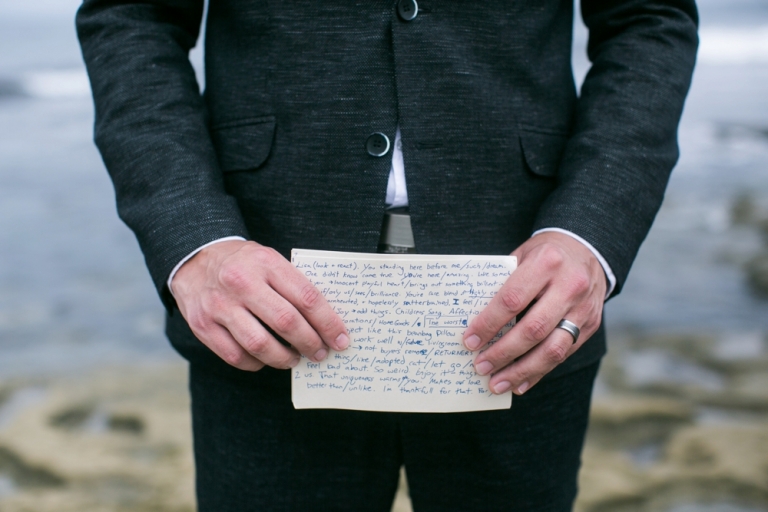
[{"left": 290, "top": 249, "right": 517, "bottom": 413}]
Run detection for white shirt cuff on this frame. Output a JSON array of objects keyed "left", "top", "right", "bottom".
[
  {"left": 167, "top": 236, "right": 247, "bottom": 298},
  {"left": 532, "top": 228, "right": 617, "bottom": 298}
]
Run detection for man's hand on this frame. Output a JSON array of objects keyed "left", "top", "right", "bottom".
[
  {"left": 463, "top": 232, "right": 606, "bottom": 395},
  {"left": 171, "top": 240, "right": 349, "bottom": 371}
]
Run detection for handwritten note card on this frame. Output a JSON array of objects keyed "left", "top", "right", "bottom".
[{"left": 290, "top": 249, "right": 517, "bottom": 413}]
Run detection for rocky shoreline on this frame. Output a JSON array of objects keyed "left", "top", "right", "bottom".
[
  {"left": 731, "top": 193, "right": 768, "bottom": 298},
  {"left": 577, "top": 330, "right": 768, "bottom": 512},
  {"left": 0, "top": 330, "right": 766, "bottom": 512}
]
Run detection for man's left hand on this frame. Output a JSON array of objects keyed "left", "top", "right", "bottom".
[{"left": 463, "top": 231, "right": 607, "bottom": 395}]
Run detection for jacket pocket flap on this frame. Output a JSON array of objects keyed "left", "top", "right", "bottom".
[
  {"left": 519, "top": 130, "right": 567, "bottom": 178},
  {"left": 211, "top": 116, "right": 276, "bottom": 172}
]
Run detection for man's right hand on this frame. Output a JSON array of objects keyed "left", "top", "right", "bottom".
[{"left": 171, "top": 240, "right": 350, "bottom": 371}]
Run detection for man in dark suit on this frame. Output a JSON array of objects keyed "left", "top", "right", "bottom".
[{"left": 77, "top": 1, "right": 698, "bottom": 510}]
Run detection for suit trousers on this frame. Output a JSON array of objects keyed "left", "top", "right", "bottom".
[{"left": 189, "top": 359, "right": 599, "bottom": 512}]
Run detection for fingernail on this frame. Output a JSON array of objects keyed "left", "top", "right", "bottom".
[
  {"left": 516, "top": 381, "right": 530, "bottom": 395},
  {"left": 475, "top": 361, "right": 493, "bottom": 376},
  {"left": 335, "top": 333, "right": 349, "bottom": 350},
  {"left": 288, "top": 358, "right": 300, "bottom": 368},
  {"left": 464, "top": 334, "right": 481, "bottom": 350},
  {"left": 493, "top": 381, "right": 511, "bottom": 394},
  {"left": 313, "top": 348, "right": 327, "bottom": 361}
]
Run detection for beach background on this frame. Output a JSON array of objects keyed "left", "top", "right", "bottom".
[{"left": 1, "top": 0, "right": 768, "bottom": 510}]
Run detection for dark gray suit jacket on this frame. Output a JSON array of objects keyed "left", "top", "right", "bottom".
[{"left": 76, "top": 0, "right": 698, "bottom": 378}]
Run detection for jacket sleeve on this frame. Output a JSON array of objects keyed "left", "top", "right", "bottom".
[
  {"left": 531, "top": 0, "right": 698, "bottom": 297},
  {"left": 76, "top": 0, "right": 250, "bottom": 310}
]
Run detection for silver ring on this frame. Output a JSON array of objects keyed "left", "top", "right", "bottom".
[{"left": 556, "top": 319, "right": 580, "bottom": 344}]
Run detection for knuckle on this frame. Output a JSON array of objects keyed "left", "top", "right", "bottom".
[
  {"left": 252, "top": 245, "right": 278, "bottom": 266},
  {"left": 298, "top": 284, "right": 322, "bottom": 311},
  {"left": 279, "top": 353, "right": 298, "bottom": 368},
  {"left": 321, "top": 315, "right": 342, "bottom": 335},
  {"left": 208, "top": 307, "right": 229, "bottom": 327},
  {"left": 495, "top": 344, "right": 520, "bottom": 365},
  {"left": 221, "top": 349, "right": 248, "bottom": 368},
  {"left": 544, "top": 341, "right": 569, "bottom": 364},
  {"left": 566, "top": 271, "right": 591, "bottom": 297},
  {"left": 476, "top": 313, "right": 499, "bottom": 337},
  {"left": 218, "top": 263, "right": 250, "bottom": 291},
  {"left": 186, "top": 311, "right": 210, "bottom": 333},
  {"left": 499, "top": 287, "right": 526, "bottom": 313},
  {"left": 273, "top": 308, "right": 299, "bottom": 333},
  {"left": 539, "top": 245, "right": 565, "bottom": 271},
  {"left": 522, "top": 317, "right": 550, "bottom": 343},
  {"left": 241, "top": 331, "right": 270, "bottom": 355},
  {"left": 572, "top": 302, "right": 602, "bottom": 339},
  {"left": 500, "top": 366, "right": 529, "bottom": 385}
]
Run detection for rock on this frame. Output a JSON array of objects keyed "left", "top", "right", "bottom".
[
  {"left": 731, "top": 193, "right": 759, "bottom": 225},
  {"left": 573, "top": 328, "right": 768, "bottom": 512},
  {"left": 49, "top": 405, "right": 94, "bottom": 430},
  {"left": 576, "top": 422, "right": 768, "bottom": 512},
  {"left": 746, "top": 252, "right": 768, "bottom": 297},
  {"left": 587, "top": 395, "right": 694, "bottom": 449},
  {"left": 576, "top": 446, "right": 649, "bottom": 512},
  {"left": 0, "top": 446, "right": 65, "bottom": 489},
  {"left": 651, "top": 424, "right": 768, "bottom": 506},
  {"left": 760, "top": 219, "right": 768, "bottom": 244},
  {"left": 0, "top": 364, "right": 194, "bottom": 512},
  {"left": 107, "top": 414, "right": 145, "bottom": 435},
  {"left": 727, "top": 190, "right": 768, "bottom": 300}
]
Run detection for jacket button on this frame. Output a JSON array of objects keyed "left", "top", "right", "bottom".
[
  {"left": 397, "top": 0, "right": 418, "bottom": 21},
  {"left": 366, "top": 133, "right": 391, "bottom": 157}
]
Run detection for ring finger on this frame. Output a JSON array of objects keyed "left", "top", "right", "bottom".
[{"left": 487, "top": 313, "right": 586, "bottom": 395}]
